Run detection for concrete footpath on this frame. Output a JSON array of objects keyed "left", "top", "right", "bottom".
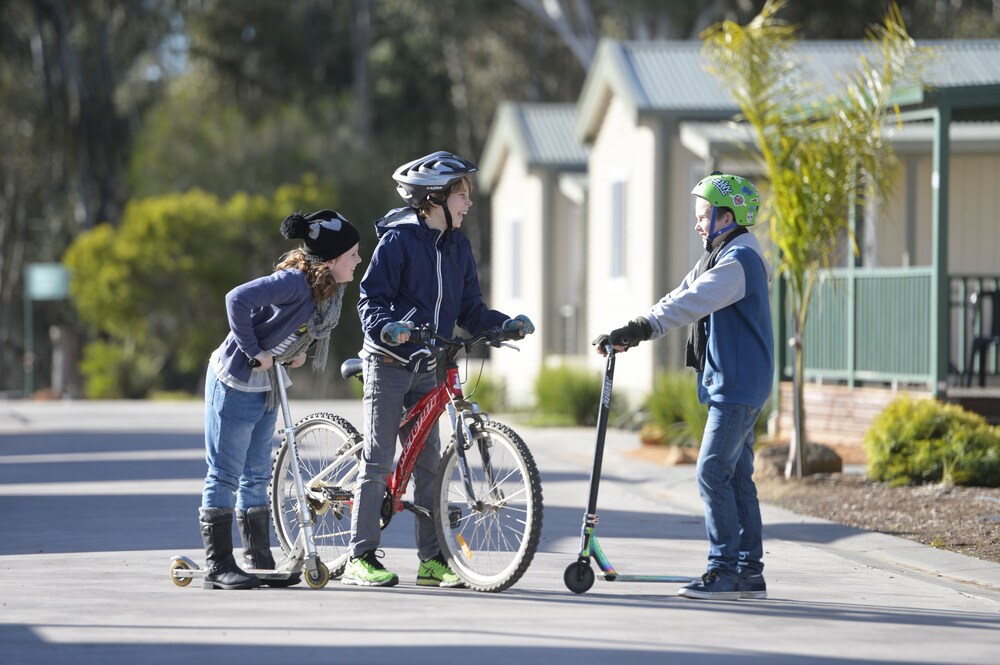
[{"left": 1, "top": 399, "right": 999, "bottom": 665}]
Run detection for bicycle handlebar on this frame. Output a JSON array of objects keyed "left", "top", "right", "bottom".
[
  {"left": 410, "top": 323, "right": 518, "bottom": 351},
  {"left": 248, "top": 357, "right": 295, "bottom": 368}
]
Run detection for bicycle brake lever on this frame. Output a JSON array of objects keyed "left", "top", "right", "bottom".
[{"left": 486, "top": 326, "right": 509, "bottom": 347}]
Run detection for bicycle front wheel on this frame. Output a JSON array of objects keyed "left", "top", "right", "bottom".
[
  {"left": 433, "top": 420, "right": 542, "bottom": 592},
  {"left": 270, "top": 412, "right": 363, "bottom": 578}
]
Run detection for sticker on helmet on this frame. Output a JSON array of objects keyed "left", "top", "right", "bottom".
[
  {"left": 732, "top": 194, "right": 745, "bottom": 207},
  {"left": 741, "top": 185, "right": 754, "bottom": 196},
  {"left": 712, "top": 178, "right": 733, "bottom": 196}
]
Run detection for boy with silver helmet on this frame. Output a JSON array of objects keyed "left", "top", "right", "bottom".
[
  {"left": 345, "top": 150, "right": 535, "bottom": 588},
  {"left": 592, "top": 172, "right": 773, "bottom": 601}
]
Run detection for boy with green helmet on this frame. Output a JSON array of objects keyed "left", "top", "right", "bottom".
[
  {"left": 592, "top": 171, "right": 773, "bottom": 601},
  {"left": 691, "top": 173, "right": 760, "bottom": 250}
]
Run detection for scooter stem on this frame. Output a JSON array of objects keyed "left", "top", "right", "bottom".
[{"left": 586, "top": 348, "right": 616, "bottom": 515}]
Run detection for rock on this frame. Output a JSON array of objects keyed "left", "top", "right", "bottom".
[
  {"left": 756, "top": 442, "right": 843, "bottom": 477},
  {"left": 661, "top": 445, "right": 699, "bottom": 466}
]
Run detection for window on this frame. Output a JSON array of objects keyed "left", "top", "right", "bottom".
[
  {"left": 510, "top": 220, "right": 522, "bottom": 298},
  {"left": 611, "top": 180, "right": 626, "bottom": 278}
]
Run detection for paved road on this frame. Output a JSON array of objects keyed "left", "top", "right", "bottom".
[{"left": 1, "top": 399, "right": 999, "bottom": 664}]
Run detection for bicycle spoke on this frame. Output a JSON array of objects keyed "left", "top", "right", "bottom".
[
  {"left": 270, "top": 413, "right": 362, "bottom": 579},
  {"left": 433, "top": 421, "right": 542, "bottom": 592}
]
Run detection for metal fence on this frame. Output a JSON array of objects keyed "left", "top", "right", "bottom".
[{"left": 780, "top": 269, "right": 999, "bottom": 389}]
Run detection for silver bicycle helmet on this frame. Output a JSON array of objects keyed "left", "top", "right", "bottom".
[{"left": 393, "top": 150, "right": 478, "bottom": 205}]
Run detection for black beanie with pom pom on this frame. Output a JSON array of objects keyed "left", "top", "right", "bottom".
[{"left": 280, "top": 209, "right": 360, "bottom": 262}]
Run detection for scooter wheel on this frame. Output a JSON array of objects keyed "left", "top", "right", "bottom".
[
  {"left": 169, "top": 558, "right": 193, "bottom": 587},
  {"left": 306, "top": 560, "right": 330, "bottom": 589},
  {"left": 564, "top": 561, "right": 595, "bottom": 594}
]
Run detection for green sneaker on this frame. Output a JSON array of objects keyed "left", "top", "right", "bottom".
[
  {"left": 417, "top": 554, "right": 464, "bottom": 588},
  {"left": 342, "top": 550, "right": 398, "bottom": 587}
]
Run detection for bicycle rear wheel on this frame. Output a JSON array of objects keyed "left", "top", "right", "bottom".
[
  {"left": 433, "top": 420, "right": 542, "bottom": 592},
  {"left": 270, "top": 412, "right": 363, "bottom": 578}
]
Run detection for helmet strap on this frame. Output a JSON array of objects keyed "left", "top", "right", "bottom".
[
  {"left": 428, "top": 194, "right": 453, "bottom": 230},
  {"left": 704, "top": 207, "right": 737, "bottom": 251}
]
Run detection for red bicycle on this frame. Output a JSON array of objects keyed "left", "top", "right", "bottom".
[{"left": 269, "top": 325, "right": 543, "bottom": 592}]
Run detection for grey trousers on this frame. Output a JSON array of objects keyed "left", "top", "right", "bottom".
[{"left": 348, "top": 355, "right": 442, "bottom": 560}]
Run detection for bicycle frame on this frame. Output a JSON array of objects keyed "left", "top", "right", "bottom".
[
  {"left": 387, "top": 363, "right": 464, "bottom": 514},
  {"left": 384, "top": 327, "right": 502, "bottom": 519}
]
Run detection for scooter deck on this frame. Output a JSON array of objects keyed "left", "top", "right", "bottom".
[
  {"left": 598, "top": 573, "right": 697, "bottom": 583},
  {"left": 590, "top": 535, "right": 694, "bottom": 583},
  {"left": 169, "top": 555, "right": 305, "bottom": 581}
]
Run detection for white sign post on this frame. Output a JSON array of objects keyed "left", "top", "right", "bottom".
[{"left": 23, "top": 263, "right": 69, "bottom": 397}]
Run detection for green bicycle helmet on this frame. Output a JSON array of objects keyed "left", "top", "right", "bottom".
[{"left": 691, "top": 173, "right": 760, "bottom": 227}]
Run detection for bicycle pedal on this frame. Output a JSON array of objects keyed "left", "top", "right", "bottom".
[
  {"left": 401, "top": 501, "right": 433, "bottom": 520},
  {"left": 321, "top": 487, "right": 354, "bottom": 502}
]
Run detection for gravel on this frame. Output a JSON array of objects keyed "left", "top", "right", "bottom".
[{"left": 753, "top": 471, "right": 1000, "bottom": 564}]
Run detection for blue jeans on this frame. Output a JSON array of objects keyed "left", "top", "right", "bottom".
[
  {"left": 202, "top": 367, "right": 278, "bottom": 511},
  {"left": 349, "top": 356, "right": 441, "bottom": 560},
  {"left": 695, "top": 401, "right": 764, "bottom": 577}
]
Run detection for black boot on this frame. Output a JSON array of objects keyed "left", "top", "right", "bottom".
[
  {"left": 199, "top": 507, "right": 260, "bottom": 590},
  {"left": 237, "top": 506, "right": 300, "bottom": 588}
]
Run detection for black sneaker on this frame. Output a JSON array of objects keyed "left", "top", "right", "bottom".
[
  {"left": 677, "top": 569, "right": 741, "bottom": 600},
  {"left": 739, "top": 573, "right": 767, "bottom": 600}
]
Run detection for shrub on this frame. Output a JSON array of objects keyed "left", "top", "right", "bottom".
[
  {"left": 463, "top": 371, "right": 505, "bottom": 414},
  {"left": 534, "top": 364, "right": 614, "bottom": 427},
  {"left": 642, "top": 372, "right": 772, "bottom": 447},
  {"left": 79, "top": 339, "right": 161, "bottom": 399},
  {"left": 644, "top": 372, "right": 705, "bottom": 447},
  {"left": 864, "top": 396, "right": 1000, "bottom": 487}
]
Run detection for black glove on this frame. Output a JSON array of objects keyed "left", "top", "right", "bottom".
[{"left": 591, "top": 317, "right": 652, "bottom": 350}]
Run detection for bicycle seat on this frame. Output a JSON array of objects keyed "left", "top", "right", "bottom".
[{"left": 340, "top": 358, "right": 363, "bottom": 380}]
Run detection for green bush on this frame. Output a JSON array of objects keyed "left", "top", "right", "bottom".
[
  {"left": 79, "top": 339, "right": 161, "bottom": 399},
  {"left": 534, "top": 364, "right": 613, "bottom": 427},
  {"left": 463, "top": 371, "right": 505, "bottom": 414},
  {"left": 644, "top": 372, "right": 705, "bottom": 447},
  {"left": 864, "top": 396, "right": 1000, "bottom": 487},
  {"left": 64, "top": 177, "right": 345, "bottom": 398},
  {"left": 642, "top": 372, "right": 772, "bottom": 447}
]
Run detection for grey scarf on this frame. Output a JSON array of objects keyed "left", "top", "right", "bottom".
[
  {"left": 267, "top": 285, "right": 344, "bottom": 408},
  {"left": 684, "top": 227, "right": 748, "bottom": 372}
]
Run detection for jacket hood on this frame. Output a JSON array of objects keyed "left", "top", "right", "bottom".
[{"left": 374, "top": 207, "right": 422, "bottom": 239}]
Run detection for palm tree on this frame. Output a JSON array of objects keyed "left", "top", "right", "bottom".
[{"left": 701, "top": 0, "right": 925, "bottom": 477}]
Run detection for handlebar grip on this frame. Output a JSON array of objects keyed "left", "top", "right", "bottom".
[
  {"left": 410, "top": 325, "right": 433, "bottom": 344},
  {"left": 487, "top": 326, "right": 511, "bottom": 345}
]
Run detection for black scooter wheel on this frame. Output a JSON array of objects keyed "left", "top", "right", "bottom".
[{"left": 564, "top": 561, "right": 595, "bottom": 594}]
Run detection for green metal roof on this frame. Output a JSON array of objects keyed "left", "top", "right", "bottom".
[
  {"left": 479, "top": 102, "right": 587, "bottom": 193},
  {"left": 577, "top": 38, "right": 1000, "bottom": 141},
  {"left": 518, "top": 104, "right": 588, "bottom": 167}
]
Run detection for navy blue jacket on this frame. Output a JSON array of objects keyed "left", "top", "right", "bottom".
[{"left": 358, "top": 207, "right": 508, "bottom": 370}]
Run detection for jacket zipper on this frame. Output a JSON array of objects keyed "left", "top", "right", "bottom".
[{"left": 433, "top": 232, "right": 444, "bottom": 333}]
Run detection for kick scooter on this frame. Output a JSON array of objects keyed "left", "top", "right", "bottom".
[
  {"left": 169, "top": 364, "right": 331, "bottom": 589},
  {"left": 563, "top": 345, "right": 695, "bottom": 594}
]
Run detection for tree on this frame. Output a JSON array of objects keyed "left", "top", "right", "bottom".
[
  {"left": 63, "top": 177, "right": 349, "bottom": 398},
  {"left": 0, "top": 0, "right": 176, "bottom": 395},
  {"left": 701, "top": 0, "right": 925, "bottom": 477}
]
